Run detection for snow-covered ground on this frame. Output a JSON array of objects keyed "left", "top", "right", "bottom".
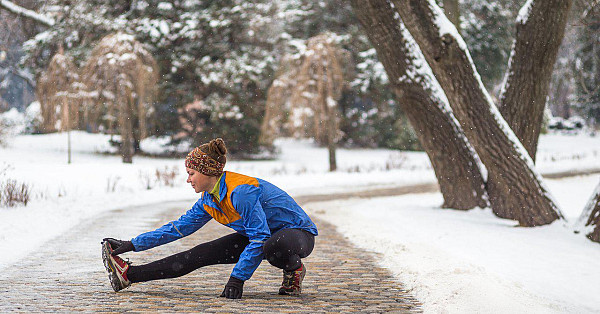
[
  {"left": 1, "top": 130, "right": 599, "bottom": 313},
  {"left": 306, "top": 174, "right": 600, "bottom": 313}
]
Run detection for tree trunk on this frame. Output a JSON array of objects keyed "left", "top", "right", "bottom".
[
  {"left": 121, "top": 116, "right": 134, "bottom": 163},
  {"left": 328, "top": 138, "right": 337, "bottom": 172},
  {"left": 576, "top": 180, "right": 600, "bottom": 243},
  {"left": 442, "top": 0, "right": 460, "bottom": 33},
  {"left": 119, "top": 92, "right": 134, "bottom": 164},
  {"left": 351, "top": 0, "right": 487, "bottom": 209},
  {"left": 391, "top": 0, "right": 563, "bottom": 226},
  {"left": 498, "top": 0, "right": 573, "bottom": 161}
]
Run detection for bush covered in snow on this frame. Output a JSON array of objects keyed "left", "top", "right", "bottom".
[{"left": 0, "top": 102, "right": 43, "bottom": 139}]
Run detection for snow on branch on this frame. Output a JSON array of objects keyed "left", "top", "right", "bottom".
[{"left": 0, "top": 0, "right": 54, "bottom": 27}]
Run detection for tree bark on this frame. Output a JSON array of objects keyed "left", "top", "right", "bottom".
[
  {"left": 327, "top": 137, "right": 337, "bottom": 172},
  {"left": 391, "top": 0, "right": 563, "bottom": 225},
  {"left": 119, "top": 89, "right": 134, "bottom": 164},
  {"left": 351, "top": 0, "right": 487, "bottom": 209},
  {"left": 576, "top": 180, "right": 600, "bottom": 243},
  {"left": 498, "top": 0, "right": 573, "bottom": 161}
]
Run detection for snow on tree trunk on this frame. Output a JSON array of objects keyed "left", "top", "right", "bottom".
[
  {"left": 442, "top": 0, "right": 460, "bottom": 33},
  {"left": 391, "top": 0, "right": 563, "bottom": 226},
  {"left": 289, "top": 34, "right": 346, "bottom": 172},
  {"left": 351, "top": 0, "right": 487, "bottom": 209},
  {"left": 82, "top": 33, "right": 157, "bottom": 164},
  {"left": 498, "top": 0, "right": 573, "bottom": 161},
  {"left": 576, "top": 180, "right": 600, "bottom": 243}
]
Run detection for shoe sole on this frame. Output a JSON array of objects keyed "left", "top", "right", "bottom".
[{"left": 101, "top": 241, "right": 124, "bottom": 292}]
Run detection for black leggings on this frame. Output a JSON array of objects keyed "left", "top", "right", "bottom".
[{"left": 127, "top": 228, "right": 315, "bottom": 283}]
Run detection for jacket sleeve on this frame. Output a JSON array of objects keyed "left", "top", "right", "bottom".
[
  {"left": 131, "top": 199, "right": 212, "bottom": 251},
  {"left": 230, "top": 184, "right": 271, "bottom": 281}
]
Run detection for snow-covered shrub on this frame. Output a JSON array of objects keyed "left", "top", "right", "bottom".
[
  {"left": 24, "top": 101, "right": 43, "bottom": 133},
  {"left": 176, "top": 95, "right": 261, "bottom": 157},
  {"left": 0, "top": 102, "right": 44, "bottom": 140},
  {"left": 340, "top": 104, "right": 421, "bottom": 151},
  {"left": 0, "top": 108, "right": 26, "bottom": 135}
]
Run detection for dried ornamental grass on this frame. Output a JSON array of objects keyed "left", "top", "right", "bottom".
[
  {"left": 261, "top": 34, "right": 350, "bottom": 146},
  {"left": 82, "top": 33, "right": 158, "bottom": 163},
  {"left": 36, "top": 49, "right": 79, "bottom": 133}
]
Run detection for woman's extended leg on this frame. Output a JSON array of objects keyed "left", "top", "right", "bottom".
[{"left": 127, "top": 233, "right": 249, "bottom": 283}]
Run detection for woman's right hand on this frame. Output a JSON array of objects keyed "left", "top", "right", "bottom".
[{"left": 103, "top": 238, "right": 134, "bottom": 255}]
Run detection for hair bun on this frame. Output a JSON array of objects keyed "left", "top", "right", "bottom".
[
  {"left": 211, "top": 138, "right": 227, "bottom": 156},
  {"left": 199, "top": 138, "right": 227, "bottom": 164}
]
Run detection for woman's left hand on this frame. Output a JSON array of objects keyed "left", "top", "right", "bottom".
[
  {"left": 220, "top": 276, "right": 244, "bottom": 299},
  {"left": 103, "top": 238, "right": 134, "bottom": 255}
]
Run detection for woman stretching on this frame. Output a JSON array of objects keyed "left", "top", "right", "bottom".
[{"left": 102, "top": 138, "right": 318, "bottom": 299}]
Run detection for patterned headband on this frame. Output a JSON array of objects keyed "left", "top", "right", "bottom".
[{"left": 185, "top": 147, "right": 225, "bottom": 177}]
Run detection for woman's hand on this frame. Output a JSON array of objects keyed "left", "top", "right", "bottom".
[
  {"left": 103, "top": 238, "right": 134, "bottom": 255},
  {"left": 220, "top": 276, "right": 244, "bottom": 299}
]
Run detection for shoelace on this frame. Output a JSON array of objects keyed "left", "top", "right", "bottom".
[{"left": 282, "top": 271, "right": 295, "bottom": 287}]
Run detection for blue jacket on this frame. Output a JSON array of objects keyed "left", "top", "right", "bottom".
[{"left": 131, "top": 171, "right": 318, "bottom": 281}]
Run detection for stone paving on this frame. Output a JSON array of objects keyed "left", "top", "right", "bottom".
[{"left": 0, "top": 199, "right": 421, "bottom": 313}]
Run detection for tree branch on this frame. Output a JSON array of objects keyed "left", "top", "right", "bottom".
[
  {"left": 0, "top": 0, "right": 54, "bottom": 27},
  {"left": 498, "top": 0, "right": 572, "bottom": 160},
  {"left": 8, "top": 67, "right": 35, "bottom": 88}
]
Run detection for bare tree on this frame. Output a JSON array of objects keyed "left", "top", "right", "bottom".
[
  {"left": 350, "top": 0, "right": 487, "bottom": 209},
  {"left": 389, "top": 0, "right": 564, "bottom": 226},
  {"left": 83, "top": 33, "right": 158, "bottom": 163},
  {"left": 498, "top": 0, "right": 573, "bottom": 161}
]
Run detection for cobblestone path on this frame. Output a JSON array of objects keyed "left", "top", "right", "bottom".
[{"left": 0, "top": 199, "right": 421, "bottom": 313}]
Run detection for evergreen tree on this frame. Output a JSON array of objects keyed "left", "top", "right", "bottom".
[
  {"left": 21, "top": 0, "right": 280, "bottom": 154},
  {"left": 573, "top": 3, "right": 600, "bottom": 125},
  {"left": 461, "top": 0, "right": 518, "bottom": 94},
  {"left": 278, "top": 0, "right": 421, "bottom": 150}
]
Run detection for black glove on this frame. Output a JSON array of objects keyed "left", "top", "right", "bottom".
[
  {"left": 103, "top": 238, "right": 134, "bottom": 256},
  {"left": 220, "top": 276, "right": 244, "bottom": 299}
]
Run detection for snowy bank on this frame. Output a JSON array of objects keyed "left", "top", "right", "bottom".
[{"left": 306, "top": 174, "right": 600, "bottom": 313}]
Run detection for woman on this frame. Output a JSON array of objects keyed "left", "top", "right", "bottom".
[{"left": 102, "top": 138, "right": 318, "bottom": 299}]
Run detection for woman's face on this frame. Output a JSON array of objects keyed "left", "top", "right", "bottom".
[{"left": 186, "top": 167, "right": 214, "bottom": 193}]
